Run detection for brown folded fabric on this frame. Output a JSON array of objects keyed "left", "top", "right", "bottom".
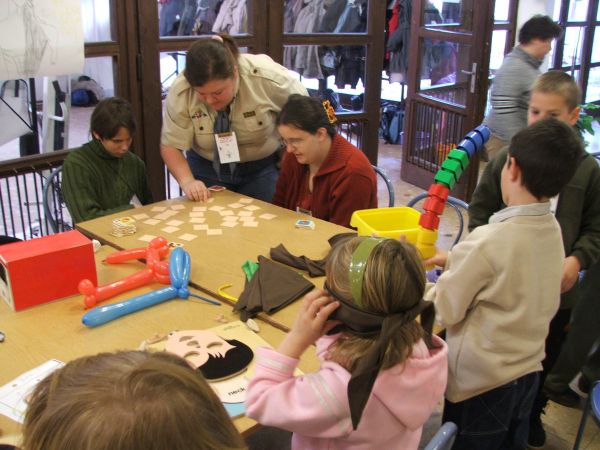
[
  {"left": 234, "top": 256, "right": 315, "bottom": 320},
  {"left": 268, "top": 233, "right": 357, "bottom": 278},
  {"left": 269, "top": 244, "right": 327, "bottom": 277}
]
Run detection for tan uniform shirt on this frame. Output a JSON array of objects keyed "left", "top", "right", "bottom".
[{"left": 161, "top": 53, "right": 307, "bottom": 162}]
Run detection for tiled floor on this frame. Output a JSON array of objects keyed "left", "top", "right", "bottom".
[{"left": 377, "top": 140, "right": 600, "bottom": 450}]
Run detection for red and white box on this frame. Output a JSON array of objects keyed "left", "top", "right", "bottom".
[{"left": 0, "top": 230, "right": 97, "bottom": 311}]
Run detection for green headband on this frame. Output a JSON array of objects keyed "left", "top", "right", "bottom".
[{"left": 348, "top": 237, "right": 386, "bottom": 307}]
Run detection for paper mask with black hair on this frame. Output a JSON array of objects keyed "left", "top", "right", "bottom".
[{"left": 165, "top": 330, "right": 254, "bottom": 381}]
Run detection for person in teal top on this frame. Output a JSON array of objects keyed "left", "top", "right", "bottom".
[{"left": 62, "top": 97, "right": 153, "bottom": 223}]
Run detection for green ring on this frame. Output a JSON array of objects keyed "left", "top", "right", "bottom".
[{"left": 348, "top": 238, "right": 386, "bottom": 307}]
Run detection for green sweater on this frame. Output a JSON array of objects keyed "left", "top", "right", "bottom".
[
  {"left": 62, "top": 140, "right": 153, "bottom": 223},
  {"left": 469, "top": 147, "right": 600, "bottom": 308}
]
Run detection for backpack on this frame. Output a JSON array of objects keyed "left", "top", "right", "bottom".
[
  {"left": 379, "top": 102, "right": 404, "bottom": 145},
  {"left": 71, "top": 88, "right": 93, "bottom": 106}
]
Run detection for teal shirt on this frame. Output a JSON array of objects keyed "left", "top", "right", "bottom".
[{"left": 62, "top": 139, "right": 153, "bottom": 223}]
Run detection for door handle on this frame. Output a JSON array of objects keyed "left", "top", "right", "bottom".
[{"left": 461, "top": 63, "right": 477, "bottom": 93}]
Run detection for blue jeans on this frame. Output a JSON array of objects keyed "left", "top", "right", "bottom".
[
  {"left": 443, "top": 372, "right": 539, "bottom": 450},
  {"left": 186, "top": 150, "right": 279, "bottom": 202}
]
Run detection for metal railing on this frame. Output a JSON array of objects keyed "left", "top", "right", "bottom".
[{"left": 0, "top": 150, "right": 70, "bottom": 239}]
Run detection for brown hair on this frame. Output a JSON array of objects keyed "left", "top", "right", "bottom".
[
  {"left": 90, "top": 97, "right": 136, "bottom": 140},
  {"left": 325, "top": 237, "right": 426, "bottom": 373},
  {"left": 531, "top": 70, "right": 582, "bottom": 112},
  {"left": 22, "top": 351, "right": 246, "bottom": 450},
  {"left": 277, "top": 94, "right": 336, "bottom": 137},
  {"left": 184, "top": 34, "right": 240, "bottom": 87},
  {"left": 509, "top": 117, "right": 583, "bottom": 199}
]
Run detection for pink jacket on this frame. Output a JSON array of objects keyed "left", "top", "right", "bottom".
[{"left": 246, "top": 334, "right": 448, "bottom": 450}]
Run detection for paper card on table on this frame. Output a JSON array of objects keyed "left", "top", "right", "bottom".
[
  {"left": 238, "top": 198, "right": 253, "bottom": 204},
  {"left": 189, "top": 217, "right": 206, "bottom": 224},
  {"left": 0, "top": 359, "right": 64, "bottom": 423},
  {"left": 221, "top": 222, "right": 238, "bottom": 228},
  {"left": 189, "top": 212, "right": 205, "bottom": 218},
  {"left": 209, "top": 206, "right": 225, "bottom": 212},
  {"left": 207, "top": 229, "right": 223, "bottom": 236},
  {"left": 144, "top": 219, "right": 161, "bottom": 225},
  {"left": 151, "top": 206, "right": 167, "bottom": 212},
  {"left": 167, "top": 220, "right": 184, "bottom": 226},
  {"left": 237, "top": 210, "right": 253, "bottom": 217},
  {"left": 228, "top": 203, "right": 244, "bottom": 209},
  {"left": 138, "top": 234, "right": 157, "bottom": 243},
  {"left": 161, "top": 226, "right": 180, "bottom": 233},
  {"left": 132, "top": 213, "right": 149, "bottom": 220},
  {"left": 242, "top": 221, "right": 259, "bottom": 227},
  {"left": 193, "top": 206, "right": 207, "bottom": 212},
  {"left": 144, "top": 321, "right": 302, "bottom": 419},
  {"left": 154, "top": 213, "right": 173, "bottom": 221},
  {"left": 193, "top": 224, "right": 209, "bottom": 231},
  {"left": 238, "top": 216, "right": 256, "bottom": 222},
  {"left": 243, "top": 205, "right": 260, "bottom": 212},
  {"left": 259, "top": 213, "right": 276, "bottom": 220},
  {"left": 223, "top": 215, "right": 239, "bottom": 222},
  {"left": 219, "top": 210, "right": 234, "bottom": 216},
  {"left": 170, "top": 204, "right": 185, "bottom": 210},
  {"left": 179, "top": 233, "right": 197, "bottom": 242}
]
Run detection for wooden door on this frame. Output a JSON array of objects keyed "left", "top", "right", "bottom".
[{"left": 400, "top": 0, "right": 494, "bottom": 201}]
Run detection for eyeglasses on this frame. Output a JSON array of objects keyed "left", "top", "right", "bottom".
[{"left": 281, "top": 137, "right": 306, "bottom": 148}]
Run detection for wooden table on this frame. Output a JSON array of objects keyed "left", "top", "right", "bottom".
[
  {"left": 76, "top": 190, "right": 352, "bottom": 330},
  {"left": 0, "top": 245, "right": 320, "bottom": 439}
]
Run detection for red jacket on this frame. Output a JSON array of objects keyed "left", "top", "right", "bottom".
[{"left": 273, "top": 133, "right": 377, "bottom": 227}]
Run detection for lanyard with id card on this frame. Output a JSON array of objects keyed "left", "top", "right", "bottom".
[{"left": 215, "top": 131, "right": 241, "bottom": 164}]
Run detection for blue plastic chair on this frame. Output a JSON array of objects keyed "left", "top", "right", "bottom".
[
  {"left": 423, "top": 421, "right": 458, "bottom": 450},
  {"left": 573, "top": 381, "right": 600, "bottom": 449}
]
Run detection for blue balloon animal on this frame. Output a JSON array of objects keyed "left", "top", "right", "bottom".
[{"left": 82, "top": 247, "right": 191, "bottom": 327}]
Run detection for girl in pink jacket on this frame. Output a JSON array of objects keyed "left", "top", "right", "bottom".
[{"left": 246, "top": 237, "right": 448, "bottom": 450}]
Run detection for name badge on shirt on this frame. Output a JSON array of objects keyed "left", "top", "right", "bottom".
[{"left": 215, "top": 131, "right": 241, "bottom": 164}]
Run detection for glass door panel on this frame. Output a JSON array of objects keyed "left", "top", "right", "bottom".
[
  {"left": 423, "top": 0, "right": 474, "bottom": 32},
  {"left": 284, "top": 0, "right": 368, "bottom": 34},
  {"left": 158, "top": 0, "right": 254, "bottom": 37},
  {"left": 82, "top": 0, "right": 113, "bottom": 42},
  {"left": 562, "top": 26, "right": 586, "bottom": 67},
  {"left": 418, "top": 40, "right": 472, "bottom": 109}
]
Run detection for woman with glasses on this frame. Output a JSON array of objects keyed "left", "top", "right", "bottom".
[{"left": 273, "top": 94, "right": 377, "bottom": 228}]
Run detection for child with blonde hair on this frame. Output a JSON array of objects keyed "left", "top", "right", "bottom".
[
  {"left": 21, "top": 351, "right": 245, "bottom": 450},
  {"left": 246, "top": 237, "right": 448, "bottom": 449}
]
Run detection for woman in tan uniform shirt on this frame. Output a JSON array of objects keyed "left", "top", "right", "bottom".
[{"left": 160, "top": 34, "right": 307, "bottom": 202}]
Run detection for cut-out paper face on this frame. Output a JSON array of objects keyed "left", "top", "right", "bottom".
[
  {"left": 166, "top": 330, "right": 235, "bottom": 369},
  {"left": 165, "top": 330, "right": 253, "bottom": 381}
]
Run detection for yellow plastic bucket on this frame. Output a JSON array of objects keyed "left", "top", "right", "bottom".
[{"left": 350, "top": 207, "right": 422, "bottom": 242}]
